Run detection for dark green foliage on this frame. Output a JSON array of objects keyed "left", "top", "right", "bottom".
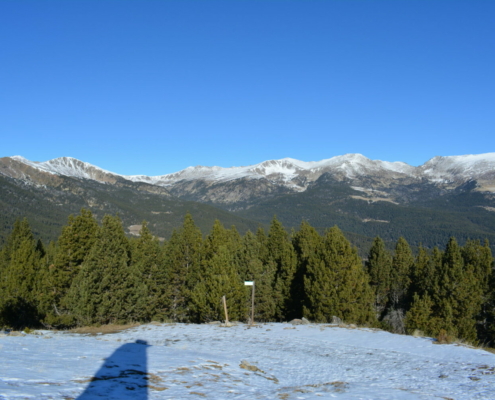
[
  {"left": 0, "top": 219, "right": 43, "bottom": 328},
  {"left": 461, "top": 240, "right": 493, "bottom": 343},
  {"left": 239, "top": 230, "right": 276, "bottom": 322},
  {"left": 236, "top": 177, "right": 495, "bottom": 256},
  {"left": 190, "top": 245, "right": 246, "bottom": 322},
  {"left": 405, "top": 238, "right": 493, "bottom": 343},
  {"left": 0, "top": 173, "right": 261, "bottom": 247},
  {"left": 163, "top": 214, "right": 203, "bottom": 322},
  {"left": 404, "top": 293, "right": 435, "bottom": 335},
  {"left": 409, "top": 246, "right": 438, "bottom": 299},
  {"left": 39, "top": 209, "right": 99, "bottom": 327},
  {"left": 292, "top": 221, "right": 322, "bottom": 318},
  {"left": 365, "top": 236, "right": 392, "bottom": 319},
  {"left": 131, "top": 221, "right": 167, "bottom": 321},
  {"left": 304, "top": 226, "right": 376, "bottom": 325},
  {"left": 390, "top": 237, "right": 414, "bottom": 310},
  {"left": 3, "top": 162, "right": 495, "bottom": 259},
  {"left": 1, "top": 211, "right": 493, "bottom": 347},
  {"left": 482, "top": 262, "right": 495, "bottom": 346},
  {"left": 435, "top": 238, "right": 481, "bottom": 342},
  {"left": 382, "top": 237, "right": 413, "bottom": 333},
  {"left": 66, "top": 215, "right": 146, "bottom": 326},
  {"left": 189, "top": 220, "right": 246, "bottom": 322},
  {"left": 266, "top": 217, "right": 297, "bottom": 321}
]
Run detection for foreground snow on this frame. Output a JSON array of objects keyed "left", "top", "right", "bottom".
[{"left": 1, "top": 323, "right": 494, "bottom": 399}]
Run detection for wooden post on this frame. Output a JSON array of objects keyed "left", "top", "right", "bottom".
[
  {"left": 251, "top": 281, "right": 255, "bottom": 326},
  {"left": 222, "top": 295, "right": 229, "bottom": 324}
]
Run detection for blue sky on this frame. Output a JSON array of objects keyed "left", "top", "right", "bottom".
[{"left": 1, "top": 1, "right": 494, "bottom": 176}]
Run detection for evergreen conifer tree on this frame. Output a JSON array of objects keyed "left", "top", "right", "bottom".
[
  {"left": 132, "top": 221, "right": 166, "bottom": 321},
  {"left": 201, "top": 220, "right": 229, "bottom": 260},
  {"left": 304, "top": 226, "right": 375, "bottom": 325},
  {"left": 461, "top": 239, "right": 493, "bottom": 343},
  {"left": 384, "top": 237, "right": 414, "bottom": 333},
  {"left": 163, "top": 213, "right": 202, "bottom": 322},
  {"left": 66, "top": 215, "right": 145, "bottom": 326},
  {"left": 267, "top": 216, "right": 297, "bottom": 321},
  {"left": 410, "top": 246, "right": 437, "bottom": 298},
  {"left": 434, "top": 237, "right": 480, "bottom": 342},
  {"left": 40, "top": 209, "right": 99, "bottom": 327},
  {"left": 239, "top": 230, "right": 276, "bottom": 321},
  {"left": 482, "top": 259, "right": 495, "bottom": 346},
  {"left": 390, "top": 237, "right": 414, "bottom": 310},
  {"left": 0, "top": 219, "right": 42, "bottom": 328},
  {"left": 190, "top": 245, "right": 246, "bottom": 322},
  {"left": 404, "top": 293, "right": 435, "bottom": 335},
  {"left": 292, "top": 221, "right": 322, "bottom": 319},
  {"left": 365, "top": 236, "right": 392, "bottom": 320},
  {"left": 404, "top": 246, "right": 438, "bottom": 336}
]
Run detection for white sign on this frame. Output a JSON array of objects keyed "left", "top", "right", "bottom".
[{"left": 244, "top": 281, "right": 254, "bottom": 286}]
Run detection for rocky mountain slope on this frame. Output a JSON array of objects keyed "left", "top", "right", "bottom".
[
  {"left": 7, "top": 153, "right": 495, "bottom": 208},
  {"left": 1, "top": 153, "right": 495, "bottom": 251},
  {"left": 0, "top": 157, "right": 260, "bottom": 244}
]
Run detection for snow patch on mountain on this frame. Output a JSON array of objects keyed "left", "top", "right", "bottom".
[
  {"left": 420, "top": 153, "right": 495, "bottom": 181},
  {"left": 9, "top": 153, "right": 495, "bottom": 192},
  {"left": 125, "top": 154, "right": 417, "bottom": 187},
  {"left": 11, "top": 156, "right": 117, "bottom": 181}
]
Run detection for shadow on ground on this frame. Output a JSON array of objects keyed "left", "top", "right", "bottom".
[{"left": 77, "top": 340, "right": 149, "bottom": 400}]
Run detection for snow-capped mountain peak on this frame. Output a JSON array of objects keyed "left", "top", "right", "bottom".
[
  {"left": 420, "top": 153, "right": 495, "bottom": 180},
  {"left": 10, "top": 156, "right": 121, "bottom": 182},
  {"left": 7, "top": 152, "right": 495, "bottom": 193}
]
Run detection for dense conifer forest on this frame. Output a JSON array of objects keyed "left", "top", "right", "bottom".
[{"left": 1, "top": 210, "right": 494, "bottom": 346}]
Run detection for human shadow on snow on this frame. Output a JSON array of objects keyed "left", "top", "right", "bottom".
[{"left": 77, "top": 340, "right": 149, "bottom": 400}]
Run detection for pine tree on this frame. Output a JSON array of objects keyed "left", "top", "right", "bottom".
[
  {"left": 462, "top": 239, "right": 493, "bottom": 298},
  {"left": 163, "top": 213, "right": 202, "bottom": 322},
  {"left": 410, "top": 246, "right": 437, "bottom": 298},
  {"left": 40, "top": 209, "right": 99, "bottom": 327},
  {"left": 66, "top": 215, "right": 146, "bottom": 326},
  {"left": 434, "top": 237, "right": 481, "bottom": 342},
  {"left": 304, "top": 226, "right": 375, "bottom": 325},
  {"left": 267, "top": 216, "right": 297, "bottom": 321},
  {"left": 365, "top": 236, "right": 392, "bottom": 320},
  {"left": 461, "top": 239, "right": 493, "bottom": 343},
  {"left": 228, "top": 225, "right": 243, "bottom": 270},
  {"left": 0, "top": 219, "right": 42, "bottom": 329},
  {"left": 483, "top": 260, "right": 495, "bottom": 346},
  {"left": 390, "top": 237, "right": 414, "bottom": 309},
  {"left": 190, "top": 245, "right": 246, "bottom": 322},
  {"left": 404, "top": 293, "right": 435, "bottom": 335},
  {"left": 132, "top": 221, "right": 166, "bottom": 321},
  {"left": 201, "top": 220, "right": 229, "bottom": 259},
  {"left": 404, "top": 246, "right": 440, "bottom": 336},
  {"left": 239, "top": 230, "right": 276, "bottom": 322},
  {"left": 384, "top": 237, "right": 414, "bottom": 333},
  {"left": 292, "top": 221, "right": 321, "bottom": 319}
]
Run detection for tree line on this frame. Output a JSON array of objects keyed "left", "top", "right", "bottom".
[{"left": 0, "top": 209, "right": 494, "bottom": 345}]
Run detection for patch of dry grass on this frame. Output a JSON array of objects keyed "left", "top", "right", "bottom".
[
  {"left": 69, "top": 323, "right": 141, "bottom": 335},
  {"left": 240, "top": 360, "right": 263, "bottom": 373},
  {"left": 189, "top": 391, "right": 206, "bottom": 397}
]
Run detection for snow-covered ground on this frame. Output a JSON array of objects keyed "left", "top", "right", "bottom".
[{"left": 1, "top": 322, "right": 494, "bottom": 399}]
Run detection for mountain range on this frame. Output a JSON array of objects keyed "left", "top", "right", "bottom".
[{"left": 1, "top": 153, "right": 495, "bottom": 254}]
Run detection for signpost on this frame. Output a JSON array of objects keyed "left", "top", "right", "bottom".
[{"left": 244, "top": 281, "right": 255, "bottom": 326}]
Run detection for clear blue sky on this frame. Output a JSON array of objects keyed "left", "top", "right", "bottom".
[{"left": 1, "top": 1, "right": 494, "bottom": 175}]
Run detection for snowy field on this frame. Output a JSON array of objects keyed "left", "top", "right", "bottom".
[{"left": 1, "top": 322, "right": 495, "bottom": 400}]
